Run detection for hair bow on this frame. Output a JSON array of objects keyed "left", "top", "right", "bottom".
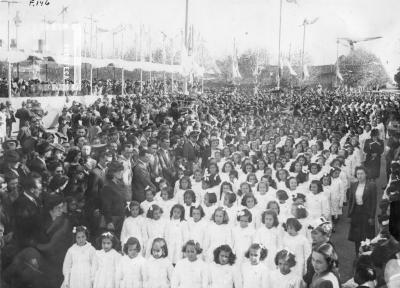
[
  {"left": 283, "top": 247, "right": 294, "bottom": 255},
  {"left": 102, "top": 232, "right": 114, "bottom": 238},
  {"left": 360, "top": 239, "right": 371, "bottom": 248},
  {"left": 237, "top": 210, "right": 245, "bottom": 217},
  {"left": 72, "top": 226, "right": 77, "bottom": 233},
  {"left": 297, "top": 204, "right": 306, "bottom": 209},
  {"left": 126, "top": 201, "right": 131, "bottom": 211},
  {"left": 259, "top": 243, "right": 266, "bottom": 250},
  {"left": 149, "top": 206, "right": 153, "bottom": 211}
]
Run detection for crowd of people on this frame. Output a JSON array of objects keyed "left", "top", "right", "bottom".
[{"left": 0, "top": 82, "right": 399, "bottom": 288}]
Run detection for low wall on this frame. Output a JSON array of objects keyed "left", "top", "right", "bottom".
[{"left": 0, "top": 95, "right": 106, "bottom": 130}]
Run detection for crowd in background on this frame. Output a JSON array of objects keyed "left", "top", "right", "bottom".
[{"left": 0, "top": 83, "right": 398, "bottom": 288}]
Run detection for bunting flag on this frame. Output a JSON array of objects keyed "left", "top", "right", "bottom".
[
  {"left": 336, "top": 66, "right": 343, "bottom": 81},
  {"left": 303, "top": 64, "right": 309, "bottom": 79},
  {"left": 285, "top": 59, "right": 297, "bottom": 76}
]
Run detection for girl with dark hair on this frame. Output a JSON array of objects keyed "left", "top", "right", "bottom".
[
  {"left": 62, "top": 226, "right": 95, "bottom": 288},
  {"left": 117, "top": 237, "right": 146, "bottom": 288},
  {"left": 172, "top": 240, "right": 207, "bottom": 288},
  {"left": 187, "top": 206, "right": 207, "bottom": 253},
  {"left": 144, "top": 238, "right": 173, "bottom": 288},
  {"left": 209, "top": 245, "right": 239, "bottom": 288},
  {"left": 282, "top": 218, "right": 311, "bottom": 278},
  {"left": 270, "top": 249, "right": 302, "bottom": 288},
  {"left": 240, "top": 243, "right": 270, "bottom": 288},
  {"left": 306, "top": 180, "right": 330, "bottom": 221},
  {"left": 254, "top": 209, "right": 280, "bottom": 270},
  {"left": 165, "top": 204, "right": 188, "bottom": 265},
  {"left": 93, "top": 232, "right": 121, "bottom": 288},
  {"left": 145, "top": 205, "right": 167, "bottom": 258},
  {"left": 120, "top": 201, "right": 145, "bottom": 250},
  {"left": 232, "top": 209, "right": 255, "bottom": 263}
]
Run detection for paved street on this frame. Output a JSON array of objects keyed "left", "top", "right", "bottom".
[{"left": 332, "top": 156, "right": 387, "bottom": 282}]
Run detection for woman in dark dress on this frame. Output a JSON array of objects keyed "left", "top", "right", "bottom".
[
  {"left": 348, "top": 166, "right": 377, "bottom": 254},
  {"left": 363, "top": 129, "right": 384, "bottom": 180}
]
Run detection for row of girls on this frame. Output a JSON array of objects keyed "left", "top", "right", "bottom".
[{"left": 62, "top": 224, "right": 340, "bottom": 288}]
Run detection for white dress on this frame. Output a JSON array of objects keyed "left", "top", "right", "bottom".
[
  {"left": 330, "top": 178, "right": 345, "bottom": 216},
  {"left": 255, "top": 190, "right": 276, "bottom": 211},
  {"left": 208, "top": 262, "right": 240, "bottom": 288},
  {"left": 164, "top": 219, "right": 189, "bottom": 264},
  {"left": 232, "top": 226, "right": 255, "bottom": 263},
  {"left": 269, "top": 269, "right": 303, "bottom": 288},
  {"left": 145, "top": 218, "right": 167, "bottom": 257},
  {"left": 120, "top": 216, "right": 146, "bottom": 248},
  {"left": 93, "top": 249, "right": 121, "bottom": 288},
  {"left": 0, "top": 111, "right": 6, "bottom": 140},
  {"left": 204, "top": 222, "right": 232, "bottom": 262},
  {"left": 282, "top": 233, "right": 311, "bottom": 277},
  {"left": 143, "top": 256, "right": 173, "bottom": 288},
  {"left": 240, "top": 261, "right": 271, "bottom": 288},
  {"left": 171, "top": 258, "right": 208, "bottom": 288},
  {"left": 116, "top": 255, "right": 146, "bottom": 288},
  {"left": 187, "top": 218, "right": 208, "bottom": 249},
  {"left": 305, "top": 192, "right": 330, "bottom": 220},
  {"left": 156, "top": 199, "right": 175, "bottom": 220},
  {"left": 62, "top": 243, "right": 96, "bottom": 288},
  {"left": 253, "top": 226, "right": 280, "bottom": 270}
]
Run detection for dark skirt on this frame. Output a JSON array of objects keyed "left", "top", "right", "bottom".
[
  {"left": 348, "top": 205, "right": 375, "bottom": 242},
  {"left": 364, "top": 155, "right": 381, "bottom": 179}
]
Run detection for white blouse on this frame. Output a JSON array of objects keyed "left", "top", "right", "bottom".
[{"left": 355, "top": 183, "right": 365, "bottom": 205}]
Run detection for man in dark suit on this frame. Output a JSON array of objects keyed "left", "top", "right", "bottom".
[
  {"left": 13, "top": 173, "right": 43, "bottom": 249},
  {"left": 28, "top": 142, "right": 52, "bottom": 177},
  {"left": 86, "top": 150, "right": 112, "bottom": 236},
  {"left": 182, "top": 130, "right": 200, "bottom": 173},
  {"left": 132, "top": 149, "right": 156, "bottom": 202},
  {"left": 157, "top": 136, "right": 176, "bottom": 185}
]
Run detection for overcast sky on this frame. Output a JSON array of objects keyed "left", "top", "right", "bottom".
[{"left": 0, "top": 0, "right": 399, "bottom": 77}]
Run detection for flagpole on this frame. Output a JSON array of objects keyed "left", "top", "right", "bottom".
[
  {"left": 277, "top": 0, "right": 283, "bottom": 90},
  {"left": 301, "top": 21, "right": 305, "bottom": 91},
  {"left": 336, "top": 39, "right": 339, "bottom": 87},
  {"left": 183, "top": 0, "right": 189, "bottom": 95}
]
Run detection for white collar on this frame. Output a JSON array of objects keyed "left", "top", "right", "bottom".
[{"left": 23, "top": 192, "right": 36, "bottom": 204}]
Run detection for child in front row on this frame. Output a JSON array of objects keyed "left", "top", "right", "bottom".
[
  {"left": 62, "top": 226, "right": 96, "bottom": 288},
  {"left": 208, "top": 245, "right": 240, "bottom": 288},
  {"left": 93, "top": 232, "right": 121, "bottom": 288},
  {"left": 269, "top": 249, "right": 303, "bottom": 288},
  {"left": 116, "top": 237, "right": 146, "bottom": 288},
  {"left": 240, "top": 243, "right": 270, "bottom": 288},
  {"left": 171, "top": 240, "right": 208, "bottom": 288},
  {"left": 144, "top": 238, "right": 173, "bottom": 288}
]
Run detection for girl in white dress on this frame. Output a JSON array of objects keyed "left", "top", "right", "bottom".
[
  {"left": 255, "top": 181, "right": 276, "bottom": 210},
  {"left": 183, "top": 190, "right": 196, "bottom": 220},
  {"left": 221, "top": 192, "right": 239, "bottom": 227},
  {"left": 240, "top": 193, "right": 262, "bottom": 229},
  {"left": 164, "top": 204, "right": 189, "bottom": 265},
  {"left": 208, "top": 245, "right": 240, "bottom": 288},
  {"left": 330, "top": 168, "right": 346, "bottom": 216},
  {"left": 202, "top": 192, "right": 218, "bottom": 221},
  {"left": 174, "top": 176, "right": 192, "bottom": 205},
  {"left": 93, "top": 232, "right": 121, "bottom": 288},
  {"left": 62, "top": 226, "right": 96, "bottom": 288},
  {"left": 156, "top": 188, "right": 175, "bottom": 220},
  {"left": 144, "top": 204, "right": 167, "bottom": 257},
  {"left": 172, "top": 240, "right": 208, "bottom": 288},
  {"left": 187, "top": 206, "right": 208, "bottom": 253},
  {"left": 240, "top": 243, "right": 270, "bottom": 288},
  {"left": 204, "top": 207, "right": 233, "bottom": 262},
  {"left": 116, "top": 237, "right": 146, "bottom": 288},
  {"left": 306, "top": 180, "right": 330, "bottom": 221},
  {"left": 269, "top": 249, "right": 302, "bottom": 288},
  {"left": 282, "top": 218, "right": 311, "bottom": 277},
  {"left": 253, "top": 209, "right": 280, "bottom": 270},
  {"left": 143, "top": 238, "right": 173, "bottom": 288},
  {"left": 120, "top": 201, "right": 146, "bottom": 250},
  {"left": 232, "top": 209, "right": 255, "bottom": 263}
]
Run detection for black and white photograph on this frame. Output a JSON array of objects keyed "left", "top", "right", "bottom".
[{"left": 0, "top": 0, "right": 400, "bottom": 287}]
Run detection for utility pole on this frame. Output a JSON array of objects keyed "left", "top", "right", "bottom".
[{"left": 277, "top": 0, "right": 283, "bottom": 90}]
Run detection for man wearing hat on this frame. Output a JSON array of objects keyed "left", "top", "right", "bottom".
[{"left": 182, "top": 130, "right": 200, "bottom": 173}]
